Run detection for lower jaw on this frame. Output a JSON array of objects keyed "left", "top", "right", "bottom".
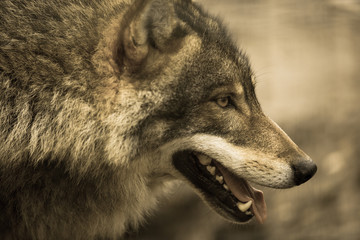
[
  {"left": 172, "top": 150, "right": 254, "bottom": 223},
  {"left": 205, "top": 193, "right": 253, "bottom": 223}
]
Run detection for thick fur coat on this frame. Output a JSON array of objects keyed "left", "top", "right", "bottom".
[{"left": 0, "top": 0, "right": 317, "bottom": 239}]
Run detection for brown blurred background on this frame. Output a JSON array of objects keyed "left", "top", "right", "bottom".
[{"left": 128, "top": 0, "right": 360, "bottom": 239}]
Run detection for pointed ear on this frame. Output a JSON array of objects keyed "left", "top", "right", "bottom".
[{"left": 119, "top": 0, "right": 186, "bottom": 70}]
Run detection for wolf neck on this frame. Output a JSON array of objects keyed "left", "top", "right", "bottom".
[
  {"left": 13, "top": 156, "right": 174, "bottom": 238},
  {"left": 90, "top": 157, "right": 176, "bottom": 236}
]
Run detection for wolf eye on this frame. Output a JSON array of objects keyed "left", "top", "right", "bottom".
[{"left": 216, "top": 96, "right": 231, "bottom": 108}]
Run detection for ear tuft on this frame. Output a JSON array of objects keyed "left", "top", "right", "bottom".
[{"left": 121, "top": 0, "right": 183, "bottom": 69}]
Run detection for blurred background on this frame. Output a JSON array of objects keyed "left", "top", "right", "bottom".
[{"left": 128, "top": 0, "right": 360, "bottom": 239}]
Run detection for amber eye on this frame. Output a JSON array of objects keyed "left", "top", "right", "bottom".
[{"left": 216, "top": 96, "right": 230, "bottom": 108}]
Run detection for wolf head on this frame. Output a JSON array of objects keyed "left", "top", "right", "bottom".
[{"left": 104, "top": 0, "right": 317, "bottom": 224}]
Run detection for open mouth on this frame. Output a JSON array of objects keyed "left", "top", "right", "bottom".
[{"left": 172, "top": 151, "right": 267, "bottom": 224}]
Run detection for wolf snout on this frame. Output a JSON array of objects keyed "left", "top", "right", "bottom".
[{"left": 291, "top": 158, "right": 317, "bottom": 185}]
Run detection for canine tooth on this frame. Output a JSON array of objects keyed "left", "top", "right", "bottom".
[
  {"left": 223, "top": 184, "right": 229, "bottom": 191},
  {"left": 237, "top": 200, "right": 252, "bottom": 212},
  {"left": 245, "top": 210, "right": 252, "bottom": 216},
  {"left": 206, "top": 166, "right": 216, "bottom": 175},
  {"left": 198, "top": 155, "right": 212, "bottom": 165},
  {"left": 216, "top": 175, "right": 223, "bottom": 184}
]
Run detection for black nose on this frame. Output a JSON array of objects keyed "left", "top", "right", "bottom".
[{"left": 291, "top": 159, "right": 317, "bottom": 185}]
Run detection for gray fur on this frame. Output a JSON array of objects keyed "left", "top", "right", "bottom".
[{"left": 0, "top": 0, "right": 316, "bottom": 239}]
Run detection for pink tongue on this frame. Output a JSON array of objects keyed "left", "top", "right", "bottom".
[{"left": 214, "top": 162, "right": 267, "bottom": 224}]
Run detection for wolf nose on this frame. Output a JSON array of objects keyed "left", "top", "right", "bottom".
[{"left": 291, "top": 159, "right": 317, "bottom": 185}]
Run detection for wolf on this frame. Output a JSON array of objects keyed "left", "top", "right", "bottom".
[{"left": 0, "top": 0, "right": 317, "bottom": 239}]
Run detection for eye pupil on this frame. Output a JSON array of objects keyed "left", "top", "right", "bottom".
[{"left": 217, "top": 97, "right": 229, "bottom": 107}]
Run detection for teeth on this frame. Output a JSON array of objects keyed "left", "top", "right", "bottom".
[
  {"left": 206, "top": 166, "right": 216, "bottom": 175},
  {"left": 223, "top": 184, "right": 229, "bottom": 191},
  {"left": 215, "top": 175, "right": 223, "bottom": 184},
  {"left": 237, "top": 200, "right": 252, "bottom": 212},
  {"left": 197, "top": 154, "right": 212, "bottom": 165},
  {"left": 245, "top": 210, "right": 252, "bottom": 216}
]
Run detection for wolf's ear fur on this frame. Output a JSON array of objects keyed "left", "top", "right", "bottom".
[{"left": 120, "top": 0, "right": 184, "bottom": 70}]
